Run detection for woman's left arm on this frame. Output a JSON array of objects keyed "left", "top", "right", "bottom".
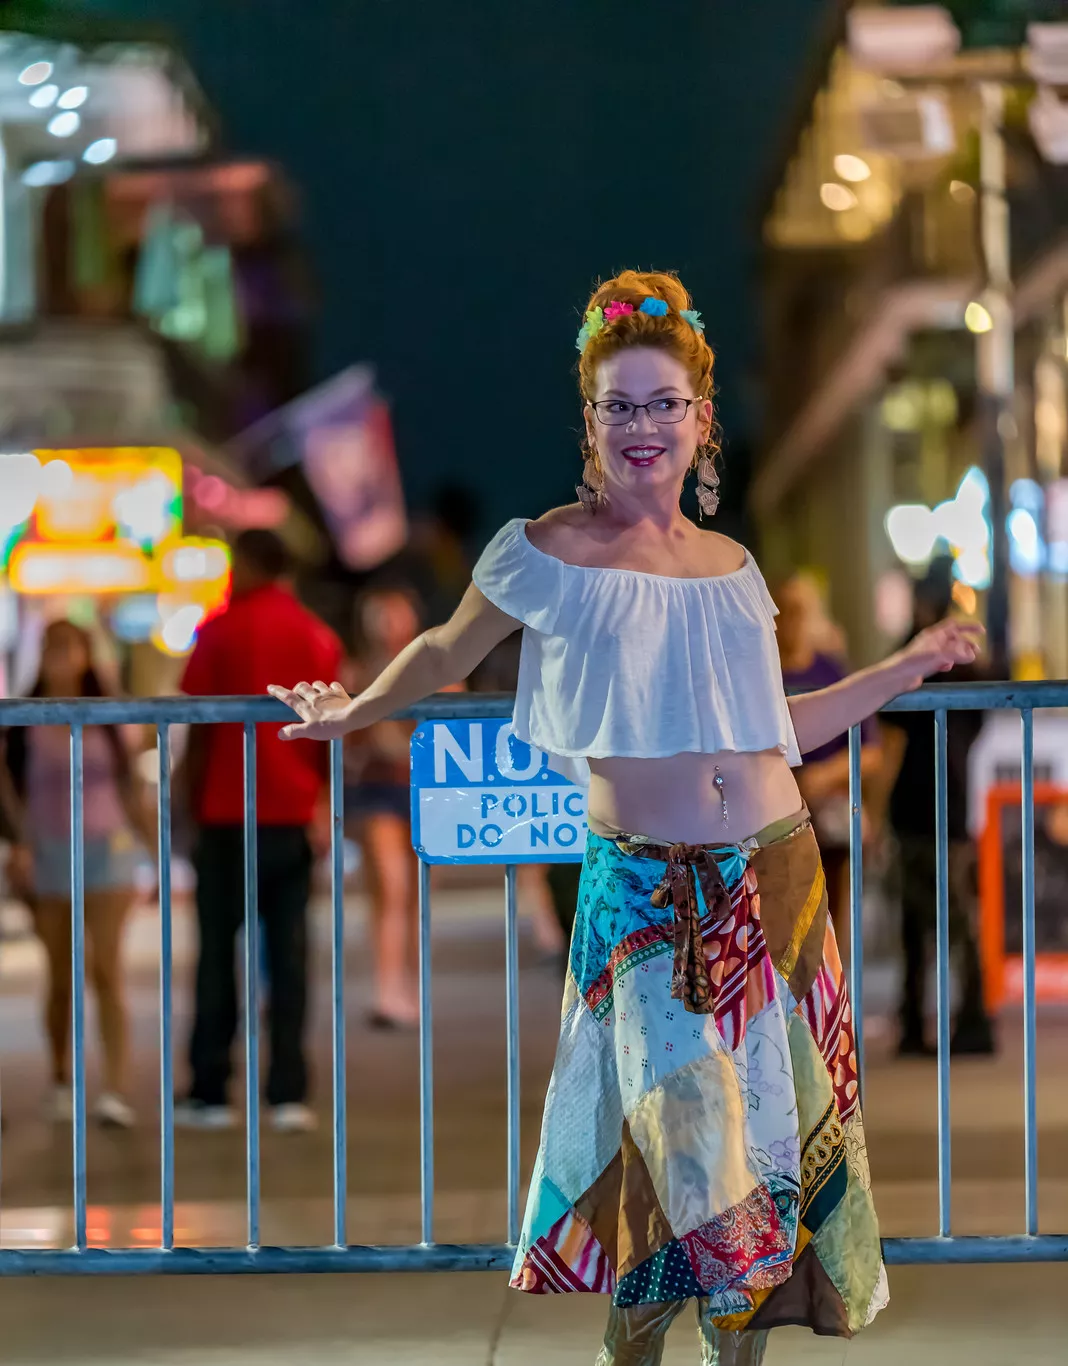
[{"left": 787, "top": 618, "right": 985, "bottom": 757}]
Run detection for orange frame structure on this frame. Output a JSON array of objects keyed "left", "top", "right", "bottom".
[{"left": 978, "top": 780, "right": 1068, "bottom": 1012}]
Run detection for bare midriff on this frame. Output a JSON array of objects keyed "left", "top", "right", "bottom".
[{"left": 586, "top": 748, "right": 803, "bottom": 846}]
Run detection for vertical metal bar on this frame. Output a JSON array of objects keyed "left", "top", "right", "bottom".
[
  {"left": 933, "top": 708, "right": 952, "bottom": 1237},
  {"left": 70, "top": 724, "right": 87, "bottom": 1251},
  {"left": 329, "top": 739, "right": 347, "bottom": 1249},
  {"left": 504, "top": 864, "right": 521, "bottom": 1245},
  {"left": 847, "top": 723, "right": 865, "bottom": 1099},
  {"left": 157, "top": 724, "right": 174, "bottom": 1251},
  {"left": 242, "top": 722, "right": 260, "bottom": 1248},
  {"left": 417, "top": 857, "right": 434, "bottom": 1244},
  {"left": 1021, "top": 708, "right": 1038, "bottom": 1236}
]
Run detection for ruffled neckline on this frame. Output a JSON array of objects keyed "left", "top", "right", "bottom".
[{"left": 516, "top": 519, "right": 753, "bottom": 587}]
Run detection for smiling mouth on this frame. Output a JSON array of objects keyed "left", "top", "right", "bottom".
[{"left": 622, "top": 446, "right": 666, "bottom": 467}]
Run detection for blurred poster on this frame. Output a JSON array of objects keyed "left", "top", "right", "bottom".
[
  {"left": 301, "top": 395, "right": 407, "bottom": 572},
  {"left": 230, "top": 366, "right": 407, "bottom": 572}
]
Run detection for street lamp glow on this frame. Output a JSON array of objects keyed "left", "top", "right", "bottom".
[
  {"left": 83, "top": 138, "right": 117, "bottom": 166},
  {"left": 833, "top": 154, "right": 871, "bottom": 182},
  {"left": 820, "top": 182, "right": 857, "bottom": 212},
  {"left": 28, "top": 83, "right": 59, "bottom": 109},
  {"left": 18, "top": 61, "right": 53, "bottom": 86},
  {"left": 57, "top": 86, "right": 89, "bottom": 110},
  {"left": 885, "top": 504, "right": 937, "bottom": 564},
  {"left": 47, "top": 111, "right": 81, "bottom": 138},
  {"left": 159, "top": 603, "right": 205, "bottom": 655},
  {"left": 965, "top": 301, "right": 993, "bottom": 334},
  {"left": 21, "top": 160, "right": 75, "bottom": 188}
]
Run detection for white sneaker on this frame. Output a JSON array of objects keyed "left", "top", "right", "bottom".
[
  {"left": 173, "top": 1099, "right": 238, "bottom": 1131},
  {"left": 269, "top": 1103, "right": 317, "bottom": 1134},
  {"left": 48, "top": 1084, "right": 73, "bottom": 1123},
  {"left": 93, "top": 1092, "right": 135, "bottom": 1129}
]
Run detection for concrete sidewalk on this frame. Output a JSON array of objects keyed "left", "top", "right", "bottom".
[
  {"left": 1, "top": 888, "right": 1066, "bottom": 1361},
  {"left": 0, "top": 1263, "right": 1064, "bottom": 1364}
]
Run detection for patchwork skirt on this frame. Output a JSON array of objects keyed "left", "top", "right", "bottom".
[{"left": 510, "top": 810, "right": 889, "bottom": 1338}]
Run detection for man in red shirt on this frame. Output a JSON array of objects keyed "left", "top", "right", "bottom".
[{"left": 176, "top": 530, "right": 343, "bottom": 1132}]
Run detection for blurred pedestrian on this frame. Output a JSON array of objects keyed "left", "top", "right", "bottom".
[
  {"left": 0, "top": 620, "right": 156, "bottom": 1128},
  {"left": 880, "top": 556, "right": 995, "bottom": 1056},
  {"left": 774, "top": 573, "right": 882, "bottom": 962},
  {"left": 785, "top": 569, "right": 848, "bottom": 661},
  {"left": 176, "top": 529, "right": 342, "bottom": 1131},
  {"left": 346, "top": 583, "right": 464, "bottom": 1026},
  {"left": 469, "top": 634, "right": 568, "bottom": 960}
]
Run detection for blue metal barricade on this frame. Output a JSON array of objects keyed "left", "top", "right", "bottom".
[{"left": 0, "top": 683, "right": 1064, "bottom": 1274}]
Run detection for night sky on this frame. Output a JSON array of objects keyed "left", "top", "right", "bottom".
[{"left": 89, "top": 0, "right": 830, "bottom": 537}]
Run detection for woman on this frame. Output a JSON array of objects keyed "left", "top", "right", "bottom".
[
  {"left": 1, "top": 620, "right": 155, "bottom": 1129},
  {"left": 774, "top": 573, "right": 883, "bottom": 964},
  {"left": 269, "top": 270, "right": 981, "bottom": 1365}
]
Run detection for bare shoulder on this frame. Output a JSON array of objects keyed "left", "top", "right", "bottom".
[
  {"left": 524, "top": 504, "right": 589, "bottom": 558},
  {"left": 690, "top": 526, "right": 748, "bottom": 575}
]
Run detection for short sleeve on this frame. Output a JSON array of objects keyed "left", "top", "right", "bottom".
[
  {"left": 746, "top": 556, "right": 780, "bottom": 629},
  {"left": 471, "top": 519, "right": 564, "bottom": 635}
]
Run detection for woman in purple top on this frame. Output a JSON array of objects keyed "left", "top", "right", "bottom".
[
  {"left": 774, "top": 576, "right": 882, "bottom": 959},
  {"left": 0, "top": 621, "right": 155, "bottom": 1129}
]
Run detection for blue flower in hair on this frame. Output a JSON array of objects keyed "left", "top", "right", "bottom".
[
  {"left": 639, "top": 297, "right": 668, "bottom": 316},
  {"left": 680, "top": 308, "right": 705, "bottom": 332}
]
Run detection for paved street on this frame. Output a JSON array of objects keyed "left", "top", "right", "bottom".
[{"left": 0, "top": 883, "right": 1066, "bottom": 1361}]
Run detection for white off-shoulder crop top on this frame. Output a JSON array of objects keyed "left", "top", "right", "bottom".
[{"left": 471, "top": 518, "right": 802, "bottom": 786}]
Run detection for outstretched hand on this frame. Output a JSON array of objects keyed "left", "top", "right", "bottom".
[
  {"left": 267, "top": 680, "right": 354, "bottom": 741},
  {"left": 895, "top": 618, "right": 985, "bottom": 692}
]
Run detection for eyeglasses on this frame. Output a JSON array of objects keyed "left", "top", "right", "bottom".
[{"left": 588, "top": 397, "right": 698, "bottom": 426}]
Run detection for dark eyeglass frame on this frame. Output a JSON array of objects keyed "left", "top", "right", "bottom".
[{"left": 587, "top": 397, "right": 700, "bottom": 426}]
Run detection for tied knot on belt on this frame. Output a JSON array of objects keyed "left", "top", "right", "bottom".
[{"left": 649, "top": 843, "right": 737, "bottom": 1014}]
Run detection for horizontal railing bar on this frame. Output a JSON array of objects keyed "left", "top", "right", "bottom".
[
  {"left": 876, "top": 680, "right": 1068, "bottom": 711},
  {"left": 0, "top": 1244, "right": 516, "bottom": 1277},
  {"left": 0, "top": 693, "right": 517, "bottom": 726},
  {"left": 1, "top": 1235, "right": 1066, "bottom": 1277},
  {"left": 882, "top": 1235, "right": 1068, "bottom": 1264},
  {"left": 1, "top": 680, "right": 1067, "bottom": 727}
]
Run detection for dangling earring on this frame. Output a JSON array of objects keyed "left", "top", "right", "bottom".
[
  {"left": 577, "top": 441, "right": 606, "bottom": 514},
  {"left": 695, "top": 448, "right": 720, "bottom": 520}
]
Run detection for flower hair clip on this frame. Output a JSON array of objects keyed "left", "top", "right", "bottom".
[
  {"left": 575, "top": 296, "right": 706, "bottom": 351},
  {"left": 575, "top": 306, "right": 605, "bottom": 352}
]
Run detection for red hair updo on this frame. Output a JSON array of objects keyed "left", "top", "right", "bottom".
[{"left": 577, "top": 269, "right": 716, "bottom": 416}]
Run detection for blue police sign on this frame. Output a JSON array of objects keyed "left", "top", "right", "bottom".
[{"left": 410, "top": 718, "right": 587, "bottom": 864}]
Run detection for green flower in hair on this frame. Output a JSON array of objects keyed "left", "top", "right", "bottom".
[
  {"left": 680, "top": 308, "right": 705, "bottom": 332},
  {"left": 575, "top": 306, "right": 605, "bottom": 352}
]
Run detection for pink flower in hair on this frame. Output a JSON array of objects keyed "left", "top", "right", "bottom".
[{"left": 604, "top": 301, "right": 634, "bottom": 322}]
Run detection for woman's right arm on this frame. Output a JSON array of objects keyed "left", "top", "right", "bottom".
[{"left": 269, "top": 584, "right": 520, "bottom": 741}]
